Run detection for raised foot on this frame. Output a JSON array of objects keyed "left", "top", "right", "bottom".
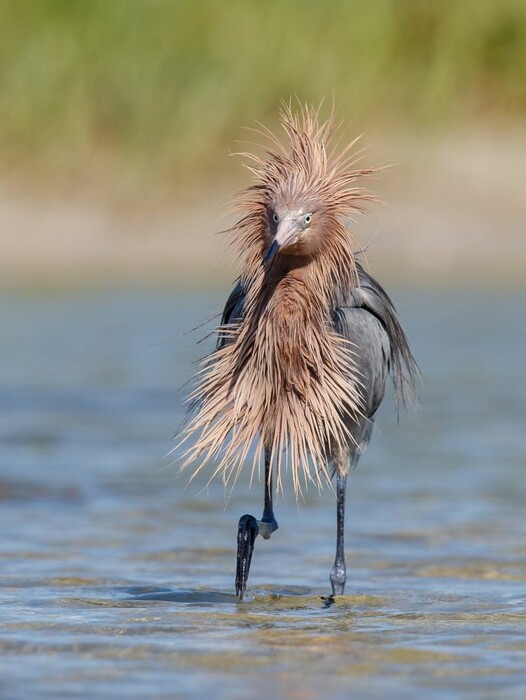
[
  {"left": 257, "top": 517, "right": 278, "bottom": 540},
  {"left": 235, "top": 514, "right": 259, "bottom": 599}
]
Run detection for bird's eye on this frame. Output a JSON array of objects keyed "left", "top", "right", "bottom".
[
  {"left": 304, "top": 213, "right": 313, "bottom": 226},
  {"left": 272, "top": 212, "right": 279, "bottom": 224}
]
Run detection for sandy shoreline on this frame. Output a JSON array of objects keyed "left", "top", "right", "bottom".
[{"left": 2, "top": 129, "right": 525, "bottom": 290}]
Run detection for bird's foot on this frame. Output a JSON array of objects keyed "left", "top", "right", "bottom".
[
  {"left": 235, "top": 514, "right": 259, "bottom": 599},
  {"left": 257, "top": 517, "right": 278, "bottom": 540}
]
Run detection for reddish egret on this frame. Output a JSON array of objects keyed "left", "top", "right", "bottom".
[{"left": 182, "top": 104, "right": 418, "bottom": 599}]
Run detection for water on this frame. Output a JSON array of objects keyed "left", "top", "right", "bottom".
[{"left": 0, "top": 288, "right": 525, "bottom": 699}]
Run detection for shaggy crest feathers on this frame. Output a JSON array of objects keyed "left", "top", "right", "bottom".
[
  {"left": 230, "top": 103, "right": 378, "bottom": 290},
  {"left": 180, "top": 104, "right": 382, "bottom": 496}
]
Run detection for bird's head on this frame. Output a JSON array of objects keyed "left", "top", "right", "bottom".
[
  {"left": 264, "top": 208, "right": 315, "bottom": 263},
  {"left": 231, "top": 102, "right": 379, "bottom": 272}
]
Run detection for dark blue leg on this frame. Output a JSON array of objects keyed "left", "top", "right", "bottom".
[
  {"left": 258, "top": 451, "right": 278, "bottom": 540},
  {"left": 235, "top": 450, "right": 278, "bottom": 598},
  {"left": 330, "top": 474, "right": 347, "bottom": 595}
]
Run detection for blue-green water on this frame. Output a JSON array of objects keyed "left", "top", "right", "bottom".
[{"left": 0, "top": 289, "right": 525, "bottom": 699}]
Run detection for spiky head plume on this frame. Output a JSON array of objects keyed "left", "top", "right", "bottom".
[{"left": 230, "top": 102, "right": 379, "bottom": 290}]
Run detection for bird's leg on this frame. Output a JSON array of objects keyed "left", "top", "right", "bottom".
[
  {"left": 235, "top": 450, "right": 278, "bottom": 599},
  {"left": 330, "top": 474, "right": 347, "bottom": 596},
  {"left": 258, "top": 451, "right": 278, "bottom": 539}
]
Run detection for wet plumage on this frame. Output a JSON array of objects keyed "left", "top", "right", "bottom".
[{"left": 181, "top": 103, "right": 419, "bottom": 597}]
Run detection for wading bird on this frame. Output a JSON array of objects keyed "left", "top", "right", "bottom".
[{"left": 182, "top": 104, "right": 418, "bottom": 599}]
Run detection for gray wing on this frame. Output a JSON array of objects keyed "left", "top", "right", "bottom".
[
  {"left": 217, "top": 279, "right": 246, "bottom": 349},
  {"left": 331, "top": 264, "right": 419, "bottom": 464},
  {"left": 332, "top": 263, "right": 420, "bottom": 418}
]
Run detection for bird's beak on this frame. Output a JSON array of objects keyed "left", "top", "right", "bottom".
[{"left": 264, "top": 218, "right": 299, "bottom": 264}]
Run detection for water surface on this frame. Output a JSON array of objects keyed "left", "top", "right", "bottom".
[{"left": 0, "top": 288, "right": 525, "bottom": 699}]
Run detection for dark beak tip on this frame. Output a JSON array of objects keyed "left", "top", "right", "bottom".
[{"left": 264, "top": 241, "right": 280, "bottom": 265}]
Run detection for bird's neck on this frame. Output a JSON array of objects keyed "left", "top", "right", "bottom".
[
  {"left": 246, "top": 242, "right": 357, "bottom": 320},
  {"left": 238, "top": 255, "right": 348, "bottom": 399}
]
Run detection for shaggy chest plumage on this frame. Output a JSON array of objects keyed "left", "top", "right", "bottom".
[
  {"left": 183, "top": 267, "right": 364, "bottom": 494},
  {"left": 251, "top": 276, "right": 324, "bottom": 396}
]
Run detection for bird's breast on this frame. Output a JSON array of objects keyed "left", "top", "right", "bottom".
[{"left": 245, "top": 279, "right": 329, "bottom": 398}]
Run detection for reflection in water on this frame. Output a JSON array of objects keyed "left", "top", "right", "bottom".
[{"left": 0, "top": 290, "right": 525, "bottom": 699}]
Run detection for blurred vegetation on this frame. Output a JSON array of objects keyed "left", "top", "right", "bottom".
[{"left": 1, "top": 0, "right": 525, "bottom": 184}]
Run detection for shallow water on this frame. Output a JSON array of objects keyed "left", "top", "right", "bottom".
[{"left": 0, "top": 288, "right": 525, "bottom": 699}]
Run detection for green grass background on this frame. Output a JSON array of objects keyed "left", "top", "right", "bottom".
[{"left": 1, "top": 0, "right": 525, "bottom": 183}]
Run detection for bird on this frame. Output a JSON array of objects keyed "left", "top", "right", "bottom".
[{"left": 181, "top": 102, "right": 419, "bottom": 599}]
